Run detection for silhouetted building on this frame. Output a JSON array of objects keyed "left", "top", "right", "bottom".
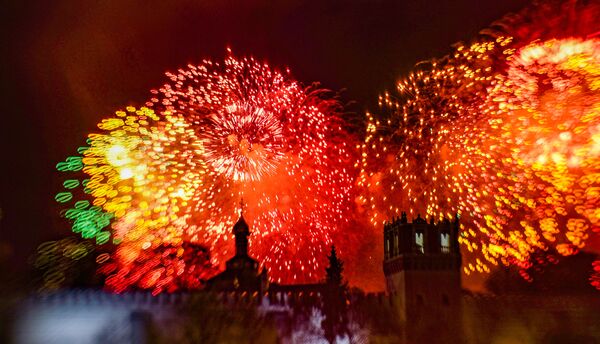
[
  {"left": 206, "top": 215, "right": 268, "bottom": 293},
  {"left": 383, "top": 212, "right": 462, "bottom": 343},
  {"left": 13, "top": 210, "right": 600, "bottom": 343}
]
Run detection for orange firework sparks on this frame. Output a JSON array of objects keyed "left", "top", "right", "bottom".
[{"left": 360, "top": 37, "right": 600, "bottom": 283}]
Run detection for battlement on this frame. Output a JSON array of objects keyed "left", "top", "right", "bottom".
[
  {"left": 24, "top": 288, "right": 394, "bottom": 311},
  {"left": 28, "top": 289, "right": 193, "bottom": 307},
  {"left": 22, "top": 288, "right": 350, "bottom": 310},
  {"left": 383, "top": 212, "right": 460, "bottom": 261}
]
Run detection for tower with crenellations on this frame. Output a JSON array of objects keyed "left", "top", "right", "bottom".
[{"left": 383, "top": 212, "right": 462, "bottom": 343}]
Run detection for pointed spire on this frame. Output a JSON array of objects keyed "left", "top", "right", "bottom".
[
  {"left": 239, "top": 197, "right": 246, "bottom": 216},
  {"left": 233, "top": 197, "right": 250, "bottom": 256}
]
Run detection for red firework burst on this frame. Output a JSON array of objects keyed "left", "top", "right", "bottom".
[{"left": 55, "top": 51, "right": 359, "bottom": 293}]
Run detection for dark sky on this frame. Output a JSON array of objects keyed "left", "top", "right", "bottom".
[{"left": 0, "top": 0, "right": 529, "bottom": 270}]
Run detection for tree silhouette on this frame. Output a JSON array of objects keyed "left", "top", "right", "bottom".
[
  {"left": 325, "top": 245, "right": 346, "bottom": 288},
  {"left": 321, "top": 245, "right": 350, "bottom": 343}
]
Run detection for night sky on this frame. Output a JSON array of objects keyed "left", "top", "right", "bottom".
[{"left": 0, "top": 0, "right": 529, "bottom": 274}]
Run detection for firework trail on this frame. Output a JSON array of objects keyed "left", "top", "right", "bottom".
[{"left": 57, "top": 52, "right": 357, "bottom": 293}]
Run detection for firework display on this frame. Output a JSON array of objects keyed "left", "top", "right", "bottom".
[
  {"left": 359, "top": 37, "right": 600, "bottom": 280},
  {"left": 56, "top": 53, "right": 357, "bottom": 292},
  {"left": 52, "top": 2, "right": 600, "bottom": 294}
]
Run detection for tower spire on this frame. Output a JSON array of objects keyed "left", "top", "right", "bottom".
[
  {"left": 239, "top": 197, "right": 246, "bottom": 216},
  {"left": 233, "top": 197, "right": 250, "bottom": 257}
]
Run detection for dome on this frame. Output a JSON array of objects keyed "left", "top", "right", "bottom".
[{"left": 233, "top": 215, "right": 249, "bottom": 235}]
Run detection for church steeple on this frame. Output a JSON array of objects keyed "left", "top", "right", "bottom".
[
  {"left": 206, "top": 198, "right": 266, "bottom": 293},
  {"left": 233, "top": 198, "right": 250, "bottom": 257},
  {"left": 233, "top": 216, "right": 249, "bottom": 256}
]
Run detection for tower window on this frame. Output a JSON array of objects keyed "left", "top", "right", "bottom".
[
  {"left": 386, "top": 239, "right": 390, "bottom": 257},
  {"left": 415, "top": 232, "right": 424, "bottom": 253},
  {"left": 441, "top": 233, "right": 450, "bottom": 253}
]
